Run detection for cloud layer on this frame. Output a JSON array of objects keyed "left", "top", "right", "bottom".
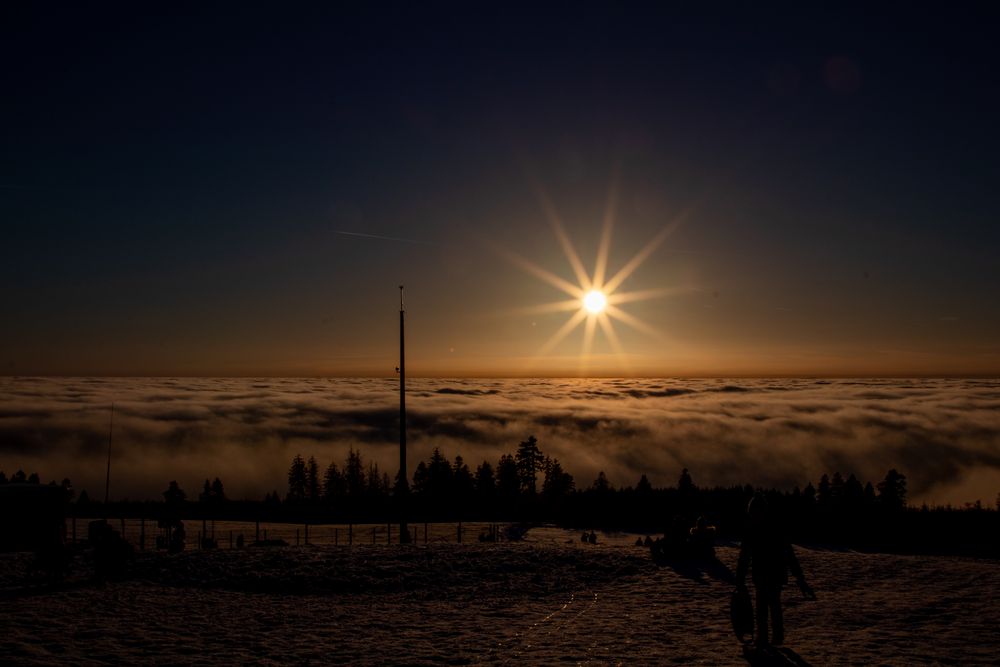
[{"left": 1, "top": 376, "right": 999, "bottom": 505}]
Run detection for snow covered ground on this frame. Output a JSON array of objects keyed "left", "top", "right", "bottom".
[{"left": 1, "top": 527, "right": 997, "bottom": 665}]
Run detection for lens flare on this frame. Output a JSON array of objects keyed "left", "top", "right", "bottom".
[{"left": 499, "top": 173, "right": 692, "bottom": 372}]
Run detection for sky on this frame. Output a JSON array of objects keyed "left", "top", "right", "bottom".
[
  {"left": 3, "top": 377, "right": 999, "bottom": 506},
  {"left": 2, "top": 3, "right": 998, "bottom": 377}
]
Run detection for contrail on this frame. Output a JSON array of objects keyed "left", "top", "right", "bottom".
[{"left": 334, "top": 230, "right": 437, "bottom": 246}]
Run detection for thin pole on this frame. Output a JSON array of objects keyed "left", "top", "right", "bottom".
[
  {"left": 398, "top": 285, "right": 411, "bottom": 543},
  {"left": 104, "top": 403, "right": 114, "bottom": 520}
]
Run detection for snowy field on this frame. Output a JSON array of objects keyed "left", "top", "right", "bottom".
[{"left": 1, "top": 527, "right": 997, "bottom": 666}]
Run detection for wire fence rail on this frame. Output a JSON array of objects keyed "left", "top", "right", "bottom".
[{"left": 70, "top": 518, "right": 509, "bottom": 551}]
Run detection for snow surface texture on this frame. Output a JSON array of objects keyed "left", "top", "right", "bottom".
[{"left": 1, "top": 528, "right": 997, "bottom": 665}]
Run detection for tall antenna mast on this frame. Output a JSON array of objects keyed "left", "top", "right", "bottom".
[
  {"left": 398, "top": 285, "right": 411, "bottom": 543},
  {"left": 104, "top": 403, "right": 114, "bottom": 520}
]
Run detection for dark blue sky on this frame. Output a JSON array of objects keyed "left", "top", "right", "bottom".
[{"left": 2, "top": 3, "right": 998, "bottom": 375}]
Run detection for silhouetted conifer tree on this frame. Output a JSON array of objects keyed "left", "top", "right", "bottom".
[
  {"left": 843, "top": 474, "right": 863, "bottom": 509},
  {"left": 678, "top": 468, "right": 695, "bottom": 493},
  {"left": 496, "top": 454, "right": 520, "bottom": 502},
  {"left": 635, "top": 474, "right": 653, "bottom": 496},
  {"left": 200, "top": 479, "right": 213, "bottom": 503},
  {"left": 287, "top": 454, "right": 307, "bottom": 502},
  {"left": 474, "top": 461, "right": 495, "bottom": 495},
  {"left": 0, "top": 471, "right": 6, "bottom": 484},
  {"left": 210, "top": 477, "right": 225, "bottom": 503},
  {"left": 412, "top": 461, "right": 429, "bottom": 495},
  {"left": 164, "top": 480, "right": 186, "bottom": 505},
  {"left": 542, "top": 458, "right": 574, "bottom": 497},
  {"left": 306, "top": 456, "right": 320, "bottom": 502},
  {"left": 817, "top": 474, "right": 831, "bottom": 505},
  {"left": 344, "top": 448, "right": 366, "bottom": 497},
  {"left": 516, "top": 435, "right": 545, "bottom": 494},
  {"left": 12, "top": 470, "right": 26, "bottom": 483},
  {"left": 27, "top": 472, "right": 40, "bottom": 484},
  {"left": 366, "top": 462, "right": 386, "bottom": 497},
  {"left": 802, "top": 482, "right": 816, "bottom": 505},
  {"left": 592, "top": 471, "right": 610, "bottom": 493},
  {"left": 877, "top": 469, "right": 907, "bottom": 509},
  {"left": 830, "top": 472, "right": 845, "bottom": 505},
  {"left": 453, "top": 456, "right": 474, "bottom": 503},
  {"left": 77, "top": 490, "right": 90, "bottom": 504},
  {"left": 323, "top": 462, "right": 346, "bottom": 502},
  {"left": 863, "top": 481, "right": 876, "bottom": 504}
]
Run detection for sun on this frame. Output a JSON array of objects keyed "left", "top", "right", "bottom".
[
  {"left": 497, "top": 176, "right": 689, "bottom": 372},
  {"left": 583, "top": 290, "right": 607, "bottom": 314}
]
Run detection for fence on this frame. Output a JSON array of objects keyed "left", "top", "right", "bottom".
[{"left": 69, "top": 518, "right": 507, "bottom": 551}]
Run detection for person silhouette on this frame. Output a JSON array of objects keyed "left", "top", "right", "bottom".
[
  {"left": 688, "top": 515, "right": 717, "bottom": 559},
  {"left": 735, "top": 495, "right": 813, "bottom": 646}
]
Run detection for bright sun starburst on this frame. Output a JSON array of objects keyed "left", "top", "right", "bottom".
[
  {"left": 498, "top": 177, "right": 689, "bottom": 372},
  {"left": 583, "top": 290, "right": 607, "bottom": 314}
]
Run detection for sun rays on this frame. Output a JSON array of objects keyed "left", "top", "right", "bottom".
[{"left": 502, "top": 183, "right": 688, "bottom": 372}]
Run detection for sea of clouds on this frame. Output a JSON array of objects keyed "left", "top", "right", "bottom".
[{"left": 1, "top": 376, "right": 999, "bottom": 505}]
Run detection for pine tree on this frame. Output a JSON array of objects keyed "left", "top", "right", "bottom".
[
  {"left": 163, "top": 480, "right": 186, "bottom": 505},
  {"left": 474, "top": 461, "right": 495, "bottom": 494},
  {"left": 453, "top": 456, "right": 474, "bottom": 502},
  {"left": 593, "top": 471, "right": 610, "bottom": 493},
  {"left": 542, "top": 458, "right": 574, "bottom": 497},
  {"left": 412, "top": 461, "right": 429, "bottom": 495},
  {"left": 830, "top": 472, "right": 845, "bottom": 505},
  {"left": 802, "top": 482, "right": 817, "bottom": 505},
  {"left": 287, "top": 454, "right": 307, "bottom": 502},
  {"left": 678, "top": 468, "right": 695, "bottom": 493},
  {"left": 323, "top": 462, "right": 346, "bottom": 501},
  {"left": 635, "top": 474, "right": 653, "bottom": 496},
  {"left": 344, "top": 448, "right": 366, "bottom": 497},
  {"left": 426, "top": 448, "right": 453, "bottom": 498},
  {"left": 210, "top": 477, "right": 225, "bottom": 503},
  {"left": 496, "top": 454, "right": 520, "bottom": 501},
  {"left": 515, "top": 435, "right": 545, "bottom": 494},
  {"left": 817, "top": 474, "right": 831, "bottom": 505},
  {"left": 200, "top": 479, "right": 212, "bottom": 503},
  {"left": 306, "top": 456, "right": 320, "bottom": 502},
  {"left": 877, "top": 469, "right": 907, "bottom": 510}
]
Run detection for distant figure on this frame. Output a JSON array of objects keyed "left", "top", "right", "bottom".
[
  {"left": 736, "top": 496, "right": 814, "bottom": 646},
  {"left": 688, "top": 516, "right": 717, "bottom": 559},
  {"left": 170, "top": 522, "right": 186, "bottom": 553},
  {"left": 587, "top": 530, "right": 597, "bottom": 544}
]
